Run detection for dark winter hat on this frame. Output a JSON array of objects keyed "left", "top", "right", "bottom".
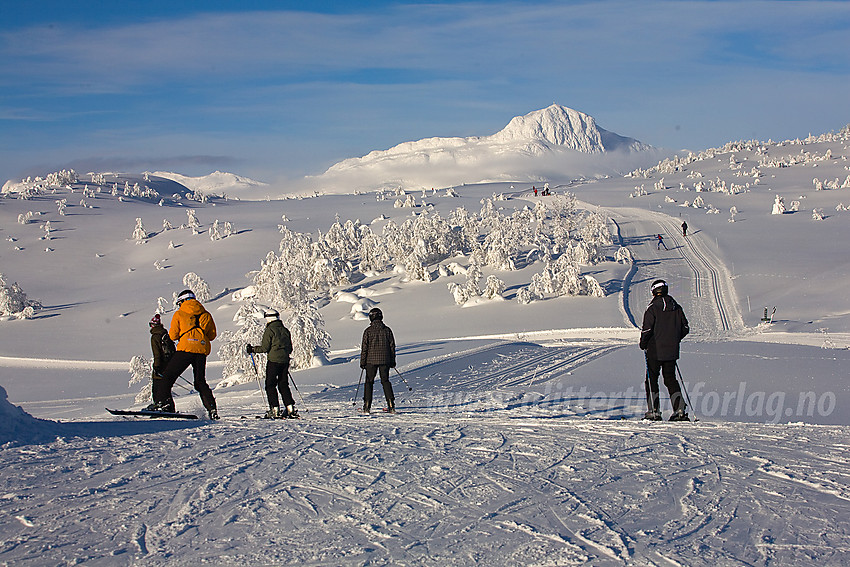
[
  {"left": 651, "top": 279, "right": 668, "bottom": 296},
  {"left": 150, "top": 313, "right": 161, "bottom": 327},
  {"left": 368, "top": 307, "right": 383, "bottom": 321},
  {"left": 264, "top": 309, "right": 280, "bottom": 321},
  {"left": 176, "top": 289, "right": 195, "bottom": 304}
]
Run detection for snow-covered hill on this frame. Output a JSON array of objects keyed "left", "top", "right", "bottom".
[
  {"left": 2, "top": 122, "right": 850, "bottom": 565},
  {"left": 152, "top": 170, "right": 268, "bottom": 196},
  {"left": 309, "top": 104, "right": 660, "bottom": 193}
]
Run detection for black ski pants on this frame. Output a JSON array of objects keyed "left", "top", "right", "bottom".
[
  {"left": 154, "top": 351, "right": 217, "bottom": 412},
  {"left": 265, "top": 360, "right": 294, "bottom": 409},
  {"left": 645, "top": 357, "right": 685, "bottom": 413},
  {"left": 363, "top": 364, "right": 394, "bottom": 409}
]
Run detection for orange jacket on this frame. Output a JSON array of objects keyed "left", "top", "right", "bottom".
[{"left": 169, "top": 299, "right": 216, "bottom": 355}]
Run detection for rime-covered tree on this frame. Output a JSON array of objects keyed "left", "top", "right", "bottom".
[
  {"left": 287, "top": 303, "right": 331, "bottom": 370},
  {"left": 482, "top": 275, "right": 506, "bottom": 300},
  {"left": 182, "top": 272, "right": 211, "bottom": 302},
  {"left": 217, "top": 301, "right": 266, "bottom": 385},
  {"left": 128, "top": 355, "right": 152, "bottom": 404},
  {"left": 132, "top": 218, "right": 148, "bottom": 242}
]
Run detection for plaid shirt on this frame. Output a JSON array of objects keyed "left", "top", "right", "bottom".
[{"left": 360, "top": 320, "right": 396, "bottom": 368}]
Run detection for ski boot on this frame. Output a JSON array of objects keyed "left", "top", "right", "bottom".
[
  {"left": 643, "top": 410, "right": 662, "bottom": 421},
  {"left": 361, "top": 402, "right": 371, "bottom": 415},
  {"left": 669, "top": 409, "right": 690, "bottom": 422},
  {"left": 385, "top": 400, "right": 396, "bottom": 414},
  {"left": 145, "top": 400, "right": 175, "bottom": 413},
  {"left": 264, "top": 407, "right": 282, "bottom": 419},
  {"left": 208, "top": 408, "right": 220, "bottom": 420},
  {"left": 285, "top": 405, "right": 300, "bottom": 419}
]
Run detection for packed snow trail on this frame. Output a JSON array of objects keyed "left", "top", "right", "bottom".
[
  {"left": 2, "top": 409, "right": 849, "bottom": 566},
  {"left": 608, "top": 206, "right": 744, "bottom": 337}
]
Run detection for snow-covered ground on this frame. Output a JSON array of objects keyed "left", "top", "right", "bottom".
[{"left": 1, "top": 121, "right": 850, "bottom": 565}]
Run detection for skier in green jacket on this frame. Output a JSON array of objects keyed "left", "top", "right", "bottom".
[{"left": 247, "top": 310, "right": 297, "bottom": 419}]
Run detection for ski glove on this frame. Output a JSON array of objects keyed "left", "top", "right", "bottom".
[{"left": 246, "top": 344, "right": 254, "bottom": 354}]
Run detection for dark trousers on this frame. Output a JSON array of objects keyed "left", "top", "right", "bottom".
[
  {"left": 153, "top": 351, "right": 216, "bottom": 411},
  {"left": 363, "top": 364, "right": 394, "bottom": 409},
  {"left": 266, "top": 360, "right": 294, "bottom": 409},
  {"left": 645, "top": 357, "right": 684, "bottom": 413}
]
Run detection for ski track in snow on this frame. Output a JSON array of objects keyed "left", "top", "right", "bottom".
[
  {"left": 2, "top": 339, "right": 850, "bottom": 566},
  {"left": 2, "top": 402, "right": 849, "bottom": 566}
]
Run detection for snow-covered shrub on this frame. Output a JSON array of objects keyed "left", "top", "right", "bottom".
[
  {"left": 209, "top": 219, "right": 235, "bottom": 241},
  {"left": 182, "top": 272, "right": 211, "bottom": 302},
  {"left": 790, "top": 200, "right": 801, "bottom": 212},
  {"left": 128, "top": 355, "right": 152, "bottom": 404},
  {"left": 614, "top": 247, "right": 633, "bottom": 264},
  {"left": 516, "top": 285, "right": 541, "bottom": 304},
  {"left": 813, "top": 208, "right": 825, "bottom": 221},
  {"left": 0, "top": 273, "right": 41, "bottom": 319},
  {"left": 771, "top": 195, "right": 787, "bottom": 215}
]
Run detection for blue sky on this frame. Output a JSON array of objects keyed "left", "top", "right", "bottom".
[{"left": 2, "top": 1, "right": 849, "bottom": 184}]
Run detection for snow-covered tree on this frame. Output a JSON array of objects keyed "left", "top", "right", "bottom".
[
  {"left": 182, "top": 272, "right": 211, "bottom": 302},
  {"left": 771, "top": 195, "right": 787, "bottom": 215},
  {"left": 186, "top": 209, "right": 200, "bottom": 231},
  {"left": 482, "top": 275, "right": 505, "bottom": 300},
  {"left": 132, "top": 218, "right": 148, "bottom": 242},
  {"left": 128, "top": 355, "right": 152, "bottom": 404},
  {"left": 287, "top": 303, "right": 331, "bottom": 370},
  {"left": 614, "top": 247, "right": 633, "bottom": 264},
  {"left": 217, "top": 302, "right": 266, "bottom": 386}
]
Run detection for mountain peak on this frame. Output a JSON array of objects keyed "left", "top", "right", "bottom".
[{"left": 490, "top": 104, "right": 604, "bottom": 151}]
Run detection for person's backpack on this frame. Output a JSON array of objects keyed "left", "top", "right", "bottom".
[{"left": 161, "top": 332, "right": 176, "bottom": 363}]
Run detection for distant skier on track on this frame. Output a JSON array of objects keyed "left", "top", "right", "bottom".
[
  {"left": 640, "top": 279, "right": 690, "bottom": 421},
  {"left": 247, "top": 310, "right": 298, "bottom": 419},
  {"left": 656, "top": 233, "right": 668, "bottom": 250},
  {"left": 681, "top": 221, "right": 688, "bottom": 237},
  {"left": 360, "top": 308, "right": 397, "bottom": 414}
]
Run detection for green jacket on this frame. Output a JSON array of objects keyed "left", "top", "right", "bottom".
[{"left": 253, "top": 320, "right": 293, "bottom": 363}]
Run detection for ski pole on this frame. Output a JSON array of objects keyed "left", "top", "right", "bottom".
[
  {"left": 249, "top": 352, "right": 267, "bottom": 406},
  {"left": 288, "top": 371, "right": 308, "bottom": 412},
  {"left": 352, "top": 368, "right": 364, "bottom": 406},
  {"left": 675, "top": 362, "right": 698, "bottom": 421},
  {"left": 393, "top": 367, "right": 413, "bottom": 392},
  {"left": 178, "top": 375, "right": 196, "bottom": 392},
  {"left": 644, "top": 364, "right": 654, "bottom": 417}
]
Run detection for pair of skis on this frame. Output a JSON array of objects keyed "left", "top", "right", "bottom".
[{"left": 106, "top": 407, "right": 199, "bottom": 420}]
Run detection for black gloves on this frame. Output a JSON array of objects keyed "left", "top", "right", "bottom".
[{"left": 246, "top": 344, "right": 254, "bottom": 354}]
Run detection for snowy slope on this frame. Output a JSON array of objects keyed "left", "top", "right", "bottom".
[{"left": 2, "top": 124, "right": 850, "bottom": 565}]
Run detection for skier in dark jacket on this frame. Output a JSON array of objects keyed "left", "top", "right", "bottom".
[
  {"left": 247, "top": 310, "right": 297, "bottom": 419},
  {"left": 681, "top": 221, "right": 688, "bottom": 237},
  {"left": 147, "top": 313, "right": 174, "bottom": 410},
  {"left": 360, "top": 307, "right": 396, "bottom": 413},
  {"left": 640, "top": 279, "right": 690, "bottom": 421}
]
